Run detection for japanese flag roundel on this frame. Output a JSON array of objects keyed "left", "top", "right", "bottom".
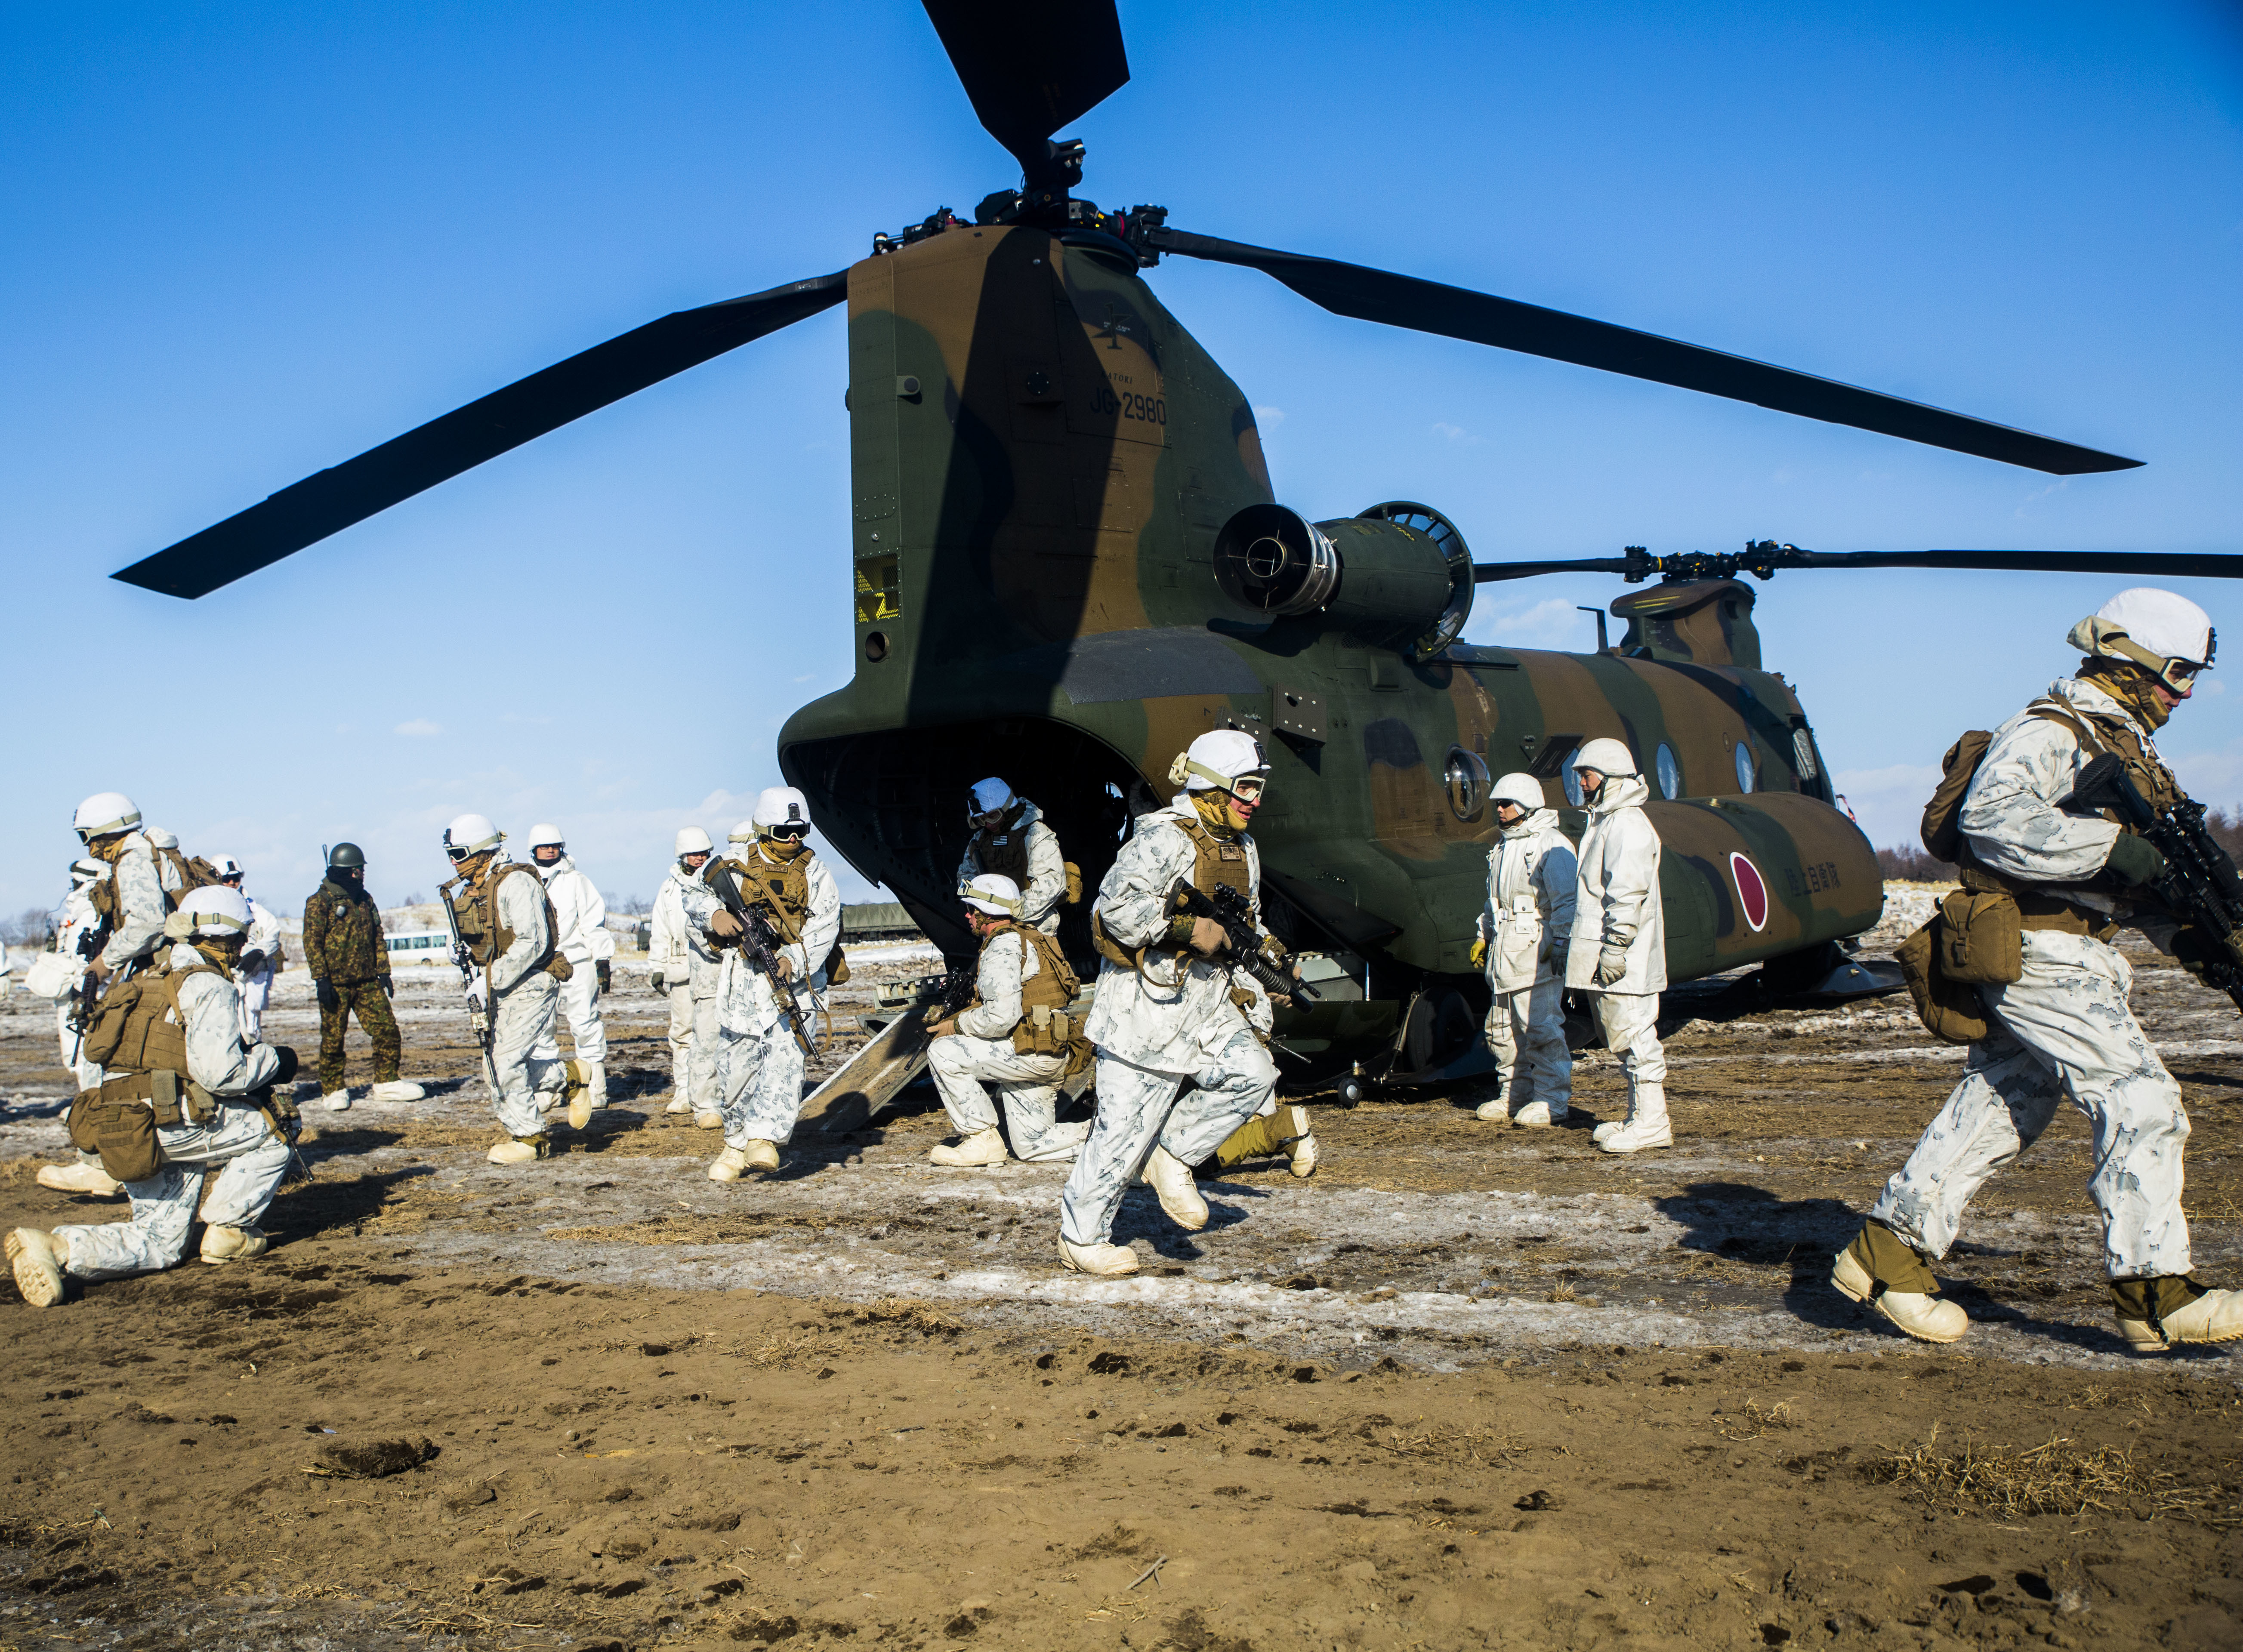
[{"left": 1729, "top": 853, "right": 1770, "bottom": 932}]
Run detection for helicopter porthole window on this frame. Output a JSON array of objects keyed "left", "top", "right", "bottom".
[
  {"left": 1655, "top": 743, "right": 1681, "bottom": 801},
  {"left": 1444, "top": 747, "right": 1490, "bottom": 822},
  {"left": 1734, "top": 740, "right": 1758, "bottom": 793}
]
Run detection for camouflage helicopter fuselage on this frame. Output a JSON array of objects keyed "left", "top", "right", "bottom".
[{"left": 780, "top": 219, "right": 1880, "bottom": 1079}]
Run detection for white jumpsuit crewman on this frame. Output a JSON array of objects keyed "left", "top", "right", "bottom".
[
  {"left": 957, "top": 778, "right": 1069, "bottom": 936},
  {"left": 526, "top": 823, "right": 614, "bottom": 1111},
  {"left": 213, "top": 855, "right": 285, "bottom": 1043},
  {"left": 440, "top": 814, "right": 582, "bottom": 1163},
  {"left": 1473, "top": 772, "right": 1577, "bottom": 1128},
  {"left": 1564, "top": 739, "right": 1671, "bottom": 1155},
  {"left": 926, "top": 873, "right": 1092, "bottom": 1168},
  {"left": 1058, "top": 731, "right": 1287, "bottom": 1277},
  {"left": 7, "top": 885, "right": 298, "bottom": 1307},
  {"left": 1836, "top": 588, "right": 2243, "bottom": 1353},
  {"left": 680, "top": 788, "right": 842, "bottom": 1180},
  {"left": 27, "top": 860, "right": 121, "bottom": 1197},
  {"left": 652, "top": 826, "right": 724, "bottom": 1125}
]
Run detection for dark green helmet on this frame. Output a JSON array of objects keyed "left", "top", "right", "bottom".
[{"left": 328, "top": 842, "right": 367, "bottom": 870}]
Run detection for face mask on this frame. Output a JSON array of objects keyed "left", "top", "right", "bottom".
[{"left": 2081, "top": 658, "right": 2173, "bottom": 730}]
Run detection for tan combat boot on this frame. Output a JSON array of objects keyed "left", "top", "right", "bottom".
[
  {"left": 200, "top": 1224, "right": 268, "bottom": 1264},
  {"left": 1831, "top": 1225, "right": 1966, "bottom": 1344},
  {"left": 1282, "top": 1106, "right": 1320, "bottom": 1179},
  {"left": 664, "top": 1097, "right": 694, "bottom": 1116},
  {"left": 930, "top": 1128, "right": 1009, "bottom": 1167},
  {"left": 1474, "top": 1089, "right": 1511, "bottom": 1122},
  {"left": 488, "top": 1135, "right": 550, "bottom": 1166},
  {"left": 563, "top": 1060, "right": 595, "bottom": 1132},
  {"left": 2113, "top": 1277, "right": 2243, "bottom": 1353},
  {"left": 367, "top": 1080, "right": 426, "bottom": 1103},
  {"left": 6, "top": 1228, "right": 68, "bottom": 1307},
  {"left": 1142, "top": 1146, "right": 1209, "bottom": 1231},
  {"left": 1057, "top": 1235, "right": 1139, "bottom": 1276},
  {"left": 1512, "top": 1098, "right": 1568, "bottom": 1128},
  {"left": 707, "top": 1146, "right": 750, "bottom": 1182},
  {"left": 36, "top": 1161, "right": 121, "bottom": 1197},
  {"left": 693, "top": 1109, "right": 725, "bottom": 1130}
]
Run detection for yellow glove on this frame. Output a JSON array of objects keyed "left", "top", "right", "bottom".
[{"left": 1469, "top": 935, "right": 1487, "bottom": 967}]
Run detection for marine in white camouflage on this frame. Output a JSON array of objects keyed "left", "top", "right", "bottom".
[{"left": 1841, "top": 588, "right": 2243, "bottom": 1353}]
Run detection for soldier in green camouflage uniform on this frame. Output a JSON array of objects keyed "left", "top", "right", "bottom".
[{"left": 303, "top": 843, "right": 405, "bottom": 1109}]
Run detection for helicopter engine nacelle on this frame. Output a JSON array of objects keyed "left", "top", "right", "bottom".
[{"left": 1212, "top": 503, "right": 1459, "bottom": 651}]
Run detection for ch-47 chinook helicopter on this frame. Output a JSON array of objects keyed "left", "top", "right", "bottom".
[{"left": 114, "top": 1, "right": 2243, "bottom": 1092}]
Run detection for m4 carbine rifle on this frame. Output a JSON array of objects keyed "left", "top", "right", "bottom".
[
  {"left": 2064, "top": 752, "right": 2243, "bottom": 1012},
  {"left": 436, "top": 878, "right": 496, "bottom": 1058},
  {"left": 1168, "top": 882, "right": 1321, "bottom": 1004},
  {"left": 704, "top": 863, "right": 819, "bottom": 1055}
]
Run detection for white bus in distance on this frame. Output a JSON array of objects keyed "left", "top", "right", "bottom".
[{"left": 385, "top": 930, "right": 452, "bottom": 965}]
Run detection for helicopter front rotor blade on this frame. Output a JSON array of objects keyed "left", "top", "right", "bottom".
[
  {"left": 1148, "top": 227, "right": 2139, "bottom": 477},
  {"left": 111, "top": 270, "right": 849, "bottom": 599},
  {"left": 921, "top": 0, "right": 1128, "bottom": 183},
  {"left": 1470, "top": 547, "right": 2243, "bottom": 583}
]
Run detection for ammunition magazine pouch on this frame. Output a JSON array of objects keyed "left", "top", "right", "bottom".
[
  {"left": 824, "top": 940, "right": 850, "bottom": 987},
  {"left": 1089, "top": 908, "right": 1140, "bottom": 971},
  {"left": 1063, "top": 861, "right": 1083, "bottom": 906},
  {"left": 1936, "top": 890, "right": 2022, "bottom": 985}
]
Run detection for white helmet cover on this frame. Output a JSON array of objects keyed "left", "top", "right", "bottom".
[
  {"left": 968, "top": 777, "right": 1016, "bottom": 817},
  {"left": 444, "top": 812, "right": 503, "bottom": 855},
  {"left": 74, "top": 792, "right": 141, "bottom": 840},
  {"left": 1490, "top": 771, "right": 1546, "bottom": 812},
  {"left": 961, "top": 872, "right": 1024, "bottom": 917},
  {"left": 727, "top": 818, "right": 758, "bottom": 845},
  {"left": 214, "top": 855, "right": 244, "bottom": 879},
  {"left": 177, "top": 885, "right": 251, "bottom": 937},
  {"left": 70, "top": 858, "right": 105, "bottom": 885},
  {"left": 2070, "top": 588, "right": 2215, "bottom": 675},
  {"left": 675, "top": 826, "right": 714, "bottom": 856},
  {"left": 526, "top": 822, "right": 565, "bottom": 851},
  {"left": 144, "top": 826, "right": 179, "bottom": 850},
  {"left": 752, "top": 786, "right": 811, "bottom": 835},
  {"left": 1169, "top": 729, "right": 1270, "bottom": 793},
  {"left": 1573, "top": 737, "right": 1638, "bottom": 778}
]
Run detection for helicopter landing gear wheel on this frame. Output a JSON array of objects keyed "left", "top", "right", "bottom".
[{"left": 1337, "top": 1073, "right": 1371, "bottom": 1106}]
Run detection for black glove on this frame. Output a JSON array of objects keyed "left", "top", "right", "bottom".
[
  {"left": 2172, "top": 927, "right": 2216, "bottom": 981},
  {"left": 596, "top": 959, "right": 611, "bottom": 992},
  {"left": 380, "top": 974, "right": 394, "bottom": 998},
  {"left": 239, "top": 949, "right": 267, "bottom": 975},
  {"left": 314, "top": 978, "right": 339, "bottom": 1012},
  {"left": 268, "top": 1045, "right": 301, "bottom": 1086},
  {"left": 2105, "top": 834, "right": 2168, "bottom": 888},
  {"left": 651, "top": 971, "right": 666, "bottom": 994}
]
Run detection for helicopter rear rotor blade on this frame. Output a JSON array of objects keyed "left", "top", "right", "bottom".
[
  {"left": 1471, "top": 546, "right": 2243, "bottom": 584},
  {"left": 921, "top": 0, "right": 1128, "bottom": 186},
  {"left": 1147, "top": 227, "right": 2139, "bottom": 478},
  {"left": 111, "top": 270, "right": 849, "bottom": 600}
]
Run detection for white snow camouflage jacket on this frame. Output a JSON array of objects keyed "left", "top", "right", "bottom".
[
  {"left": 537, "top": 856, "right": 615, "bottom": 968},
  {"left": 651, "top": 867, "right": 721, "bottom": 995},
  {"left": 1478, "top": 807, "right": 1578, "bottom": 992},
  {"left": 165, "top": 940, "right": 284, "bottom": 1095},
  {"left": 679, "top": 845, "right": 841, "bottom": 1033},
  {"left": 955, "top": 799, "right": 1067, "bottom": 935},
  {"left": 1565, "top": 773, "right": 1667, "bottom": 994}
]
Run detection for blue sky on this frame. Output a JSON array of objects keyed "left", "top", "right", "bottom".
[{"left": 5, "top": 1, "right": 2239, "bottom": 918}]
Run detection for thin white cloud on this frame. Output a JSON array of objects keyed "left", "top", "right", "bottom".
[
  {"left": 1831, "top": 762, "right": 1943, "bottom": 851},
  {"left": 1253, "top": 405, "right": 1286, "bottom": 427},
  {"left": 1484, "top": 597, "right": 1588, "bottom": 646},
  {"left": 393, "top": 718, "right": 443, "bottom": 738}
]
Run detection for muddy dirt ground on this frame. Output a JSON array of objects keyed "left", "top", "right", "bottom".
[{"left": 1, "top": 890, "right": 2238, "bottom": 1650}]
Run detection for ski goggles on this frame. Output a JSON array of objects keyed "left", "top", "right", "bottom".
[
  {"left": 763, "top": 820, "right": 812, "bottom": 841},
  {"left": 1228, "top": 774, "right": 1268, "bottom": 803}
]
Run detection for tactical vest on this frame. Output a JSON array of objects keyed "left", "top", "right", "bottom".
[
  {"left": 965, "top": 922, "right": 1090, "bottom": 1064},
  {"left": 447, "top": 861, "right": 572, "bottom": 980},
  {"left": 154, "top": 846, "right": 226, "bottom": 897},
  {"left": 711, "top": 846, "right": 814, "bottom": 946},
  {"left": 77, "top": 960, "right": 227, "bottom": 1122},
  {"left": 971, "top": 808, "right": 1032, "bottom": 885},
  {"left": 1090, "top": 812, "right": 1254, "bottom": 969}
]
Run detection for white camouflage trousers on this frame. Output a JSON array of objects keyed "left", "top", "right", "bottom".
[
  {"left": 929, "top": 1034, "right": 1085, "bottom": 1162},
  {"left": 487, "top": 974, "right": 568, "bottom": 1139},
  {"left": 1870, "top": 929, "right": 2191, "bottom": 1279},
  {"left": 55, "top": 1103, "right": 288, "bottom": 1280},
  {"left": 533, "top": 970, "right": 608, "bottom": 1063},
  {"left": 1592, "top": 990, "right": 1666, "bottom": 1102},
  {"left": 716, "top": 1018, "right": 807, "bottom": 1148},
  {"left": 1061, "top": 1025, "right": 1277, "bottom": 1246},
  {"left": 667, "top": 985, "right": 721, "bottom": 1109},
  {"left": 1488, "top": 976, "right": 1572, "bottom": 1112}
]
